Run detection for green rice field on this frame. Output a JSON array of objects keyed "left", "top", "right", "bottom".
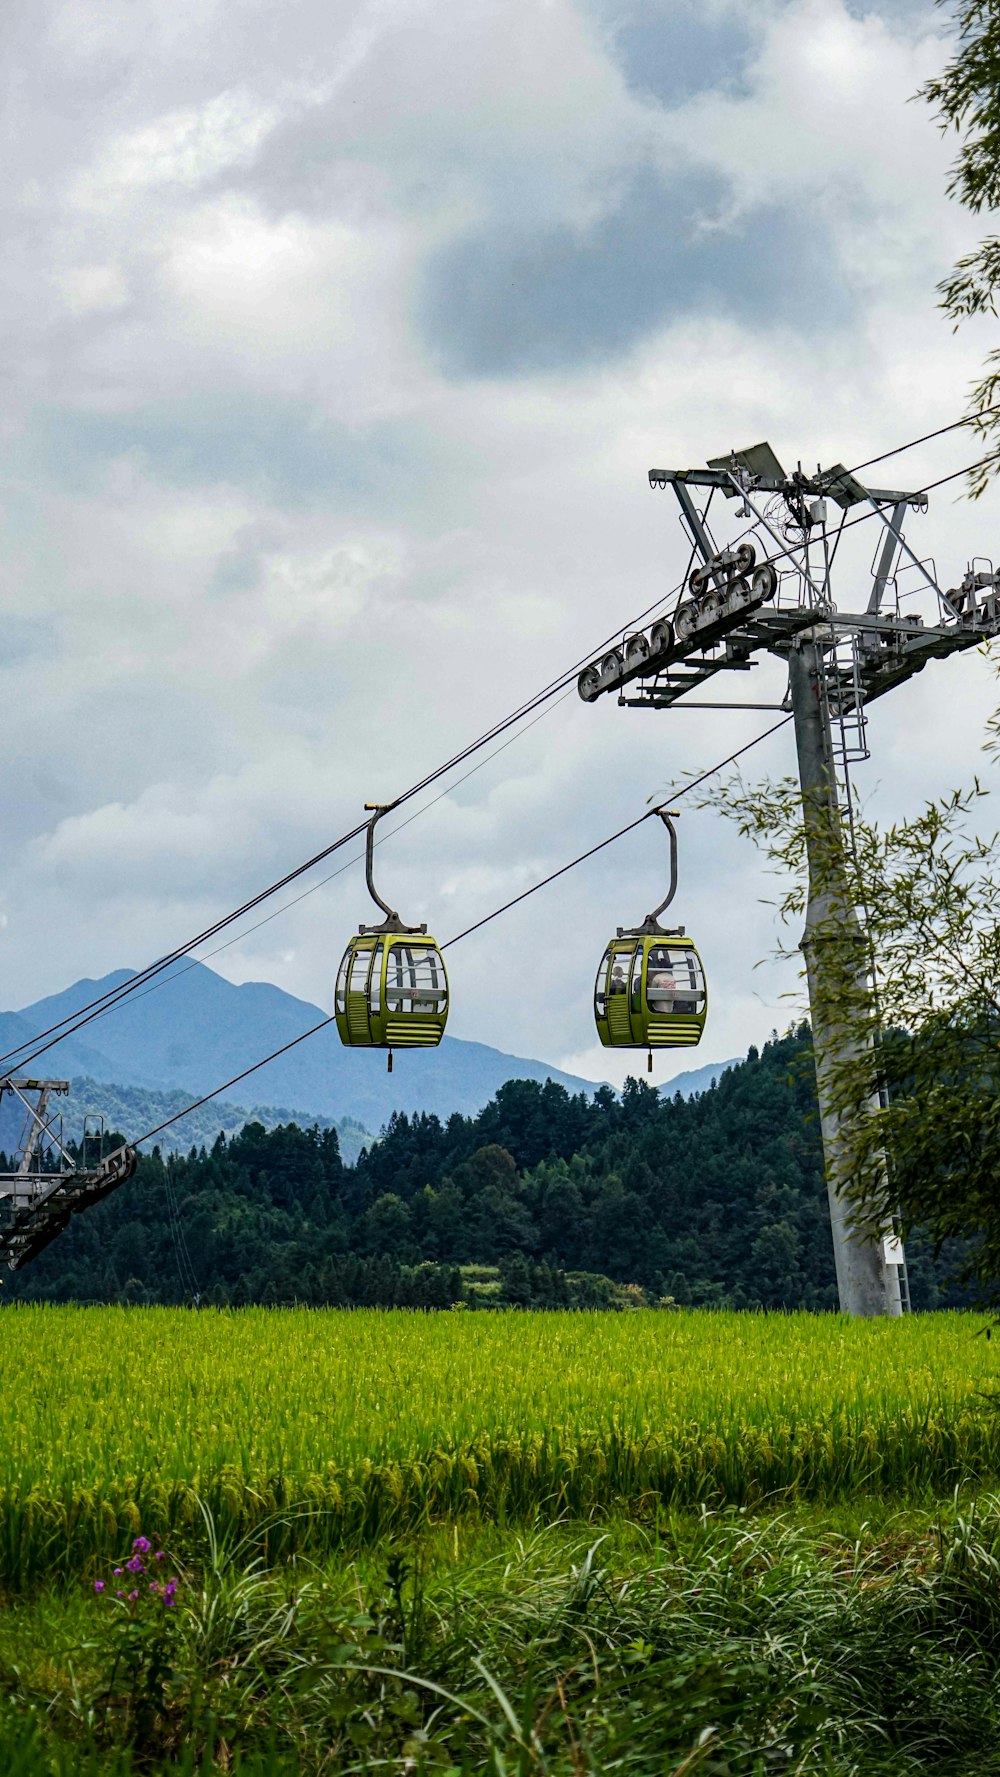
[{"left": 1, "top": 1305, "right": 998, "bottom": 1590}]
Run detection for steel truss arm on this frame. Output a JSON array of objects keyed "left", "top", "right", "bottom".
[
  {"left": 649, "top": 466, "right": 924, "bottom": 506},
  {"left": 5, "top": 1079, "right": 76, "bottom": 1173},
  {"left": 865, "top": 496, "right": 963, "bottom": 621},
  {"left": 0, "top": 1078, "right": 139, "bottom": 1270}
]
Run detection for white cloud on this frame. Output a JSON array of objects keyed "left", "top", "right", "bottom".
[
  {"left": 155, "top": 196, "right": 422, "bottom": 411},
  {"left": 54, "top": 263, "right": 131, "bottom": 315},
  {"left": 75, "top": 89, "right": 284, "bottom": 207}
]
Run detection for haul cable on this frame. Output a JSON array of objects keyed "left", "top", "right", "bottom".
[{"left": 33, "top": 690, "right": 578, "bottom": 1038}]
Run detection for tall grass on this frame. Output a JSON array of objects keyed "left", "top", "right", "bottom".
[
  {"left": 7, "top": 1503, "right": 1000, "bottom": 1771},
  {"left": 0, "top": 1306, "right": 997, "bottom": 1587}
]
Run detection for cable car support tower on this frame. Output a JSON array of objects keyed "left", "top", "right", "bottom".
[{"left": 578, "top": 443, "right": 1000, "bottom": 1317}]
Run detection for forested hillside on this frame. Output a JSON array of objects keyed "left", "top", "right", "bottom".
[{"left": 3, "top": 1030, "right": 968, "bottom": 1309}]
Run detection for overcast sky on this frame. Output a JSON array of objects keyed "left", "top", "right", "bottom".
[{"left": 4, "top": 0, "right": 1000, "bottom": 1090}]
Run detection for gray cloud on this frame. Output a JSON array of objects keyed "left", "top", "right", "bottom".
[
  {"left": 27, "top": 395, "right": 388, "bottom": 504},
  {"left": 598, "top": 1, "right": 755, "bottom": 108},
  {"left": 419, "top": 170, "right": 844, "bottom": 377},
  {"left": 0, "top": 616, "right": 60, "bottom": 666}
]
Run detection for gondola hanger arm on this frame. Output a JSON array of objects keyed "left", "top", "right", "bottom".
[
  {"left": 646, "top": 807, "right": 679, "bottom": 925},
  {"left": 618, "top": 806, "right": 681, "bottom": 935},
  {"left": 361, "top": 802, "right": 426, "bottom": 935}
]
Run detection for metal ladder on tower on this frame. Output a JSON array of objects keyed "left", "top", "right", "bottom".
[{"left": 821, "top": 632, "right": 870, "bottom": 773}]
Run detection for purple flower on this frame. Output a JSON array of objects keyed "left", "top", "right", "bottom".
[
  {"left": 155, "top": 1550, "right": 165, "bottom": 1562},
  {"left": 116, "top": 1590, "right": 124, "bottom": 1598},
  {"left": 133, "top": 1536, "right": 151, "bottom": 1554},
  {"left": 93, "top": 1580, "right": 105, "bottom": 1594},
  {"left": 126, "top": 1555, "right": 144, "bottom": 1574},
  {"left": 128, "top": 1590, "right": 139, "bottom": 1602},
  {"left": 113, "top": 1568, "right": 122, "bottom": 1576}
]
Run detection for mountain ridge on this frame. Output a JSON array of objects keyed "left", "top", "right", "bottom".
[
  {"left": 4, "top": 965, "right": 740, "bottom": 1138},
  {"left": 5, "top": 962, "right": 600, "bottom": 1129}
]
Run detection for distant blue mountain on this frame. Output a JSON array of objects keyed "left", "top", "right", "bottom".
[
  {"left": 3, "top": 962, "right": 600, "bottom": 1133},
  {"left": 662, "top": 1058, "right": 740, "bottom": 1100},
  {"left": 0, "top": 1005, "right": 125, "bottom": 1081}
]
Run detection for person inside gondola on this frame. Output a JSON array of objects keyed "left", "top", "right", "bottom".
[
  {"left": 647, "top": 965, "right": 678, "bottom": 1013},
  {"left": 609, "top": 962, "right": 628, "bottom": 994}
]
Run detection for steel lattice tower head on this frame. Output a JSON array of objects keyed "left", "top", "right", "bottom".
[{"left": 0, "top": 1077, "right": 137, "bottom": 1271}]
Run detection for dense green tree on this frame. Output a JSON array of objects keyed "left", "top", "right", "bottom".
[
  {"left": 362, "top": 1193, "right": 415, "bottom": 1260},
  {"left": 3, "top": 1035, "right": 975, "bottom": 1310}
]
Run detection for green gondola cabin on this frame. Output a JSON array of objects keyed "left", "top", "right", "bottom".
[
  {"left": 335, "top": 934, "right": 448, "bottom": 1051},
  {"left": 594, "top": 932, "right": 706, "bottom": 1050},
  {"left": 593, "top": 808, "right": 707, "bottom": 1057}
]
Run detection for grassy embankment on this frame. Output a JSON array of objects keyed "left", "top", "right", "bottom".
[{"left": 3, "top": 1504, "right": 1000, "bottom": 1772}]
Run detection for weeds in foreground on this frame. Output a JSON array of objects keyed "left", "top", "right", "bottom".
[{"left": 2, "top": 1500, "right": 1000, "bottom": 1773}]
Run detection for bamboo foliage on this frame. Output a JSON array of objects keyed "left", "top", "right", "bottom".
[{"left": 701, "top": 767, "right": 1000, "bottom": 1293}]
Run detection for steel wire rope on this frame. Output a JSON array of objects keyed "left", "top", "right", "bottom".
[
  {"left": 0, "top": 589, "right": 690, "bottom": 1072},
  {"left": 844, "top": 405, "right": 1000, "bottom": 479},
  {"left": 42, "top": 689, "right": 579, "bottom": 1037},
  {"left": 440, "top": 715, "right": 793, "bottom": 950},
  {"left": 163, "top": 1168, "right": 199, "bottom": 1300},
  {"left": 118, "top": 434, "right": 1000, "bottom": 1152},
  {"left": 129, "top": 714, "right": 793, "bottom": 1150},
  {"left": 8, "top": 422, "right": 999, "bottom": 1074}
]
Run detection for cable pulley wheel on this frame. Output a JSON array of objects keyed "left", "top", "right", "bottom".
[
  {"left": 648, "top": 618, "right": 674, "bottom": 657},
  {"left": 674, "top": 601, "right": 698, "bottom": 640},
  {"left": 752, "top": 563, "right": 778, "bottom": 601}
]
